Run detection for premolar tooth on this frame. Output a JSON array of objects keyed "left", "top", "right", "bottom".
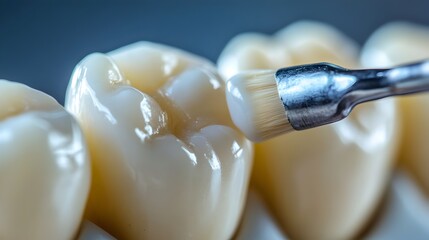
[
  {"left": 66, "top": 42, "right": 253, "bottom": 239},
  {"left": 0, "top": 80, "right": 90, "bottom": 240},
  {"left": 218, "top": 21, "right": 398, "bottom": 240}
]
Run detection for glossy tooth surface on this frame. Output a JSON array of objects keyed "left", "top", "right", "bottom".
[
  {"left": 218, "top": 21, "right": 398, "bottom": 240},
  {"left": 361, "top": 22, "right": 429, "bottom": 197},
  {"left": 65, "top": 42, "right": 253, "bottom": 240},
  {"left": 0, "top": 80, "right": 90, "bottom": 240}
]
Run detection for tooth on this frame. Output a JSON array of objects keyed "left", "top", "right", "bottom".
[
  {"left": 0, "top": 80, "right": 90, "bottom": 239},
  {"left": 361, "top": 22, "right": 429, "bottom": 196},
  {"left": 218, "top": 21, "right": 398, "bottom": 240},
  {"left": 65, "top": 42, "right": 253, "bottom": 239},
  {"left": 361, "top": 22, "right": 429, "bottom": 67}
]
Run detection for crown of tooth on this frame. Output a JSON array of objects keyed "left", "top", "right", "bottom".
[
  {"left": 362, "top": 22, "right": 429, "bottom": 198},
  {"left": 0, "top": 81, "right": 59, "bottom": 120},
  {"left": 65, "top": 42, "right": 253, "bottom": 239},
  {"left": 361, "top": 22, "right": 429, "bottom": 67},
  {"left": 218, "top": 21, "right": 398, "bottom": 240},
  {"left": 0, "top": 80, "right": 91, "bottom": 240},
  {"left": 275, "top": 21, "right": 360, "bottom": 67},
  {"left": 218, "top": 33, "right": 293, "bottom": 80}
]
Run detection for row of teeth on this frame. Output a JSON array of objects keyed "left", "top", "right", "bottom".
[{"left": 1, "top": 20, "right": 429, "bottom": 240}]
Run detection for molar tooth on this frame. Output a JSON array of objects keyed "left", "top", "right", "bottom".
[
  {"left": 66, "top": 42, "right": 253, "bottom": 239},
  {"left": 0, "top": 80, "right": 90, "bottom": 240},
  {"left": 218, "top": 21, "right": 398, "bottom": 240}
]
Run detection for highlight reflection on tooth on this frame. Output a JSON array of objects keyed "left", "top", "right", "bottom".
[
  {"left": 218, "top": 21, "right": 398, "bottom": 240},
  {"left": 66, "top": 42, "right": 253, "bottom": 240},
  {"left": 0, "top": 80, "right": 91, "bottom": 240}
]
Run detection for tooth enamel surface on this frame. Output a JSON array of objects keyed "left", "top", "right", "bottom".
[
  {"left": 362, "top": 22, "right": 429, "bottom": 197},
  {"left": 218, "top": 21, "right": 359, "bottom": 81},
  {"left": 65, "top": 42, "right": 253, "bottom": 240},
  {"left": 274, "top": 21, "right": 360, "bottom": 68},
  {"left": 218, "top": 34, "right": 292, "bottom": 80},
  {"left": 0, "top": 80, "right": 90, "bottom": 240},
  {"left": 218, "top": 21, "right": 398, "bottom": 240}
]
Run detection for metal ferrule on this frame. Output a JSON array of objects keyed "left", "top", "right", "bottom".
[{"left": 275, "top": 61, "right": 429, "bottom": 130}]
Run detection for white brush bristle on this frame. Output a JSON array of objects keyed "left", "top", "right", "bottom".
[{"left": 226, "top": 70, "right": 294, "bottom": 142}]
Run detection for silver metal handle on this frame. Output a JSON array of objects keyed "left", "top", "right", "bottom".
[{"left": 275, "top": 60, "right": 429, "bottom": 130}]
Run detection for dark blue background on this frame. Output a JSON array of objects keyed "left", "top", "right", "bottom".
[{"left": 1, "top": 0, "right": 429, "bottom": 103}]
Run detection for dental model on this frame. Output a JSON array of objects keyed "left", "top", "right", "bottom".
[
  {"left": 65, "top": 43, "right": 253, "bottom": 239},
  {"left": 0, "top": 80, "right": 91, "bottom": 240},
  {"left": 218, "top": 21, "right": 398, "bottom": 240},
  {"left": 362, "top": 22, "right": 429, "bottom": 197}
]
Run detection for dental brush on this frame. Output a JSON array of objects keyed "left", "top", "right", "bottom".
[{"left": 225, "top": 60, "right": 429, "bottom": 142}]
